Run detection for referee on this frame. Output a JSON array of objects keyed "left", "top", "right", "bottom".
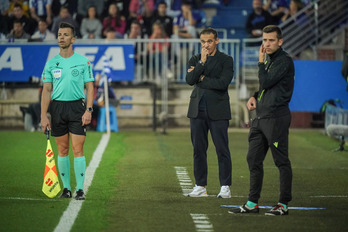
[{"left": 41, "top": 22, "right": 94, "bottom": 200}]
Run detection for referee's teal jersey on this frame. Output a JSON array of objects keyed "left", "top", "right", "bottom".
[{"left": 41, "top": 52, "right": 94, "bottom": 101}]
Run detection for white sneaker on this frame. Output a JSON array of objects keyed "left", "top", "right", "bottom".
[
  {"left": 217, "top": 185, "right": 231, "bottom": 198},
  {"left": 187, "top": 185, "right": 208, "bottom": 197}
]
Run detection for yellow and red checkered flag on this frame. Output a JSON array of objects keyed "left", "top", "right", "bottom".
[{"left": 42, "top": 129, "right": 61, "bottom": 198}]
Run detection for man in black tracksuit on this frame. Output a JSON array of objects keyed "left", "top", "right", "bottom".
[{"left": 229, "top": 25, "right": 294, "bottom": 216}]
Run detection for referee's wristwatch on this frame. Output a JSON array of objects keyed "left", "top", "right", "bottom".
[
  {"left": 198, "top": 60, "right": 205, "bottom": 66},
  {"left": 86, "top": 107, "right": 93, "bottom": 113}
]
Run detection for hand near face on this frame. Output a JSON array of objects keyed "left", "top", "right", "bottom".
[
  {"left": 201, "top": 46, "right": 209, "bottom": 63},
  {"left": 259, "top": 44, "right": 266, "bottom": 63}
]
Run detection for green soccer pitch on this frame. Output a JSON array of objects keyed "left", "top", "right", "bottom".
[{"left": 0, "top": 129, "right": 347, "bottom": 232}]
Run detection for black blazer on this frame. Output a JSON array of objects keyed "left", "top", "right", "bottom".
[{"left": 186, "top": 49, "right": 234, "bottom": 120}]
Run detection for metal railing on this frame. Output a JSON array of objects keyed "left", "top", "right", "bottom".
[
  {"left": 241, "top": 0, "right": 348, "bottom": 83},
  {"left": 1, "top": 38, "right": 246, "bottom": 128},
  {"left": 129, "top": 38, "right": 241, "bottom": 129},
  {"left": 129, "top": 38, "right": 240, "bottom": 83},
  {"left": 279, "top": 0, "right": 348, "bottom": 58}
]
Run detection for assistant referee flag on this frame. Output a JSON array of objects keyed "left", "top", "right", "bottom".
[{"left": 42, "top": 129, "right": 61, "bottom": 198}]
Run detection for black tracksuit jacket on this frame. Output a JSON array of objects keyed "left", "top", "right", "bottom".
[{"left": 253, "top": 47, "right": 295, "bottom": 118}]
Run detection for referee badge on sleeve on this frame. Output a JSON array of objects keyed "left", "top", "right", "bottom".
[{"left": 52, "top": 69, "right": 61, "bottom": 80}]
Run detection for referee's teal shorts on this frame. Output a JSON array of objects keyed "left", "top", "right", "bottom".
[{"left": 50, "top": 99, "right": 87, "bottom": 137}]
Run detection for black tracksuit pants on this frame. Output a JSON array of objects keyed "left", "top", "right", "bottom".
[
  {"left": 247, "top": 114, "right": 292, "bottom": 205},
  {"left": 190, "top": 110, "right": 232, "bottom": 187}
]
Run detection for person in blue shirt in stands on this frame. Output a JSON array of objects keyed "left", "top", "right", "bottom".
[
  {"left": 172, "top": 0, "right": 201, "bottom": 39},
  {"left": 29, "top": 0, "right": 53, "bottom": 26},
  {"left": 246, "top": 0, "right": 273, "bottom": 38},
  {"left": 263, "top": 0, "right": 288, "bottom": 24}
]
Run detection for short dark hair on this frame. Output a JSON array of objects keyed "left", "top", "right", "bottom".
[
  {"left": 13, "top": 19, "right": 22, "bottom": 25},
  {"left": 131, "top": 20, "right": 141, "bottom": 27},
  {"left": 158, "top": 1, "right": 167, "bottom": 7},
  {"left": 59, "top": 22, "right": 75, "bottom": 37},
  {"left": 263, "top": 25, "right": 282, "bottom": 39},
  {"left": 199, "top": 28, "right": 218, "bottom": 39},
  {"left": 182, "top": 0, "right": 191, "bottom": 6},
  {"left": 14, "top": 3, "right": 22, "bottom": 9}
]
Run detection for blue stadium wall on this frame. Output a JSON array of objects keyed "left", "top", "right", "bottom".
[{"left": 290, "top": 61, "right": 347, "bottom": 112}]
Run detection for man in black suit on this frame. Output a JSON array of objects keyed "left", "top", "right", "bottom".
[{"left": 186, "top": 28, "right": 234, "bottom": 198}]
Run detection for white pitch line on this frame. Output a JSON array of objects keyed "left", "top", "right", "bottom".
[
  {"left": 0, "top": 197, "right": 61, "bottom": 201},
  {"left": 174, "top": 166, "right": 193, "bottom": 196},
  {"left": 53, "top": 133, "right": 110, "bottom": 232},
  {"left": 310, "top": 195, "right": 348, "bottom": 198},
  {"left": 190, "top": 214, "right": 214, "bottom": 232}
]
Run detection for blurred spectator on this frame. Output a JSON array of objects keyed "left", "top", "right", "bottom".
[
  {"left": 126, "top": 19, "right": 142, "bottom": 38},
  {"left": 0, "top": 15, "right": 8, "bottom": 35},
  {"left": 155, "top": 0, "right": 181, "bottom": 18},
  {"left": 128, "top": 0, "right": 154, "bottom": 35},
  {"left": 125, "top": 20, "right": 143, "bottom": 63},
  {"left": 147, "top": 21, "right": 169, "bottom": 51},
  {"left": 102, "top": 3, "right": 126, "bottom": 38},
  {"left": 51, "top": 6, "right": 80, "bottom": 37},
  {"left": 281, "top": 0, "right": 310, "bottom": 58},
  {"left": 104, "top": 0, "right": 130, "bottom": 20},
  {"left": 29, "top": 0, "right": 53, "bottom": 26},
  {"left": 1, "top": 0, "right": 10, "bottom": 16},
  {"left": 246, "top": 0, "right": 273, "bottom": 38},
  {"left": 51, "top": 0, "right": 77, "bottom": 18},
  {"left": 30, "top": 19, "right": 55, "bottom": 40},
  {"left": 8, "top": 0, "right": 30, "bottom": 17},
  {"left": 76, "top": 0, "right": 104, "bottom": 25},
  {"left": 146, "top": 21, "right": 169, "bottom": 77},
  {"left": 7, "top": 19, "right": 30, "bottom": 39},
  {"left": 0, "top": 0, "right": 10, "bottom": 35},
  {"left": 8, "top": 3, "right": 36, "bottom": 35},
  {"left": 172, "top": 1, "right": 199, "bottom": 38},
  {"left": 90, "top": 72, "right": 118, "bottom": 130},
  {"left": 263, "top": 0, "right": 288, "bottom": 24},
  {"left": 94, "top": 73, "right": 117, "bottom": 107},
  {"left": 280, "top": 0, "right": 305, "bottom": 24},
  {"left": 104, "top": 27, "right": 118, "bottom": 39},
  {"left": 80, "top": 5, "right": 102, "bottom": 39},
  {"left": 152, "top": 1, "right": 173, "bottom": 37},
  {"left": 129, "top": 0, "right": 154, "bottom": 20}
]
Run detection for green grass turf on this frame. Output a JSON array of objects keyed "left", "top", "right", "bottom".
[{"left": 0, "top": 129, "right": 347, "bottom": 232}]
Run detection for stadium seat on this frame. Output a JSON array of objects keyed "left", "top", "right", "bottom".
[
  {"left": 193, "top": 10, "right": 207, "bottom": 28},
  {"left": 97, "top": 106, "right": 119, "bottom": 132}
]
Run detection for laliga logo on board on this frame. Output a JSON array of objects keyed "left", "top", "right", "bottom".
[{"left": 0, "top": 46, "right": 126, "bottom": 71}]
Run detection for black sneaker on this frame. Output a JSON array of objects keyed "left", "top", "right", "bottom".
[
  {"left": 75, "top": 189, "right": 85, "bottom": 200},
  {"left": 228, "top": 204, "right": 259, "bottom": 214},
  {"left": 59, "top": 188, "right": 72, "bottom": 198},
  {"left": 265, "top": 204, "right": 288, "bottom": 216}
]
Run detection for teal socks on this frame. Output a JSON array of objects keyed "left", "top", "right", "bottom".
[
  {"left": 58, "top": 156, "right": 71, "bottom": 191},
  {"left": 74, "top": 156, "right": 86, "bottom": 191},
  {"left": 278, "top": 202, "right": 288, "bottom": 209},
  {"left": 246, "top": 201, "right": 258, "bottom": 208}
]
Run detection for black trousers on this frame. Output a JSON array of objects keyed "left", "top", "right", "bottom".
[
  {"left": 190, "top": 110, "right": 232, "bottom": 186},
  {"left": 247, "top": 114, "right": 292, "bottom": 205}
]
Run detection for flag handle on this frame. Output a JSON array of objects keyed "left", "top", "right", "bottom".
[{"left": 46, "top": 127, "right": 49, "bottom": 140}]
